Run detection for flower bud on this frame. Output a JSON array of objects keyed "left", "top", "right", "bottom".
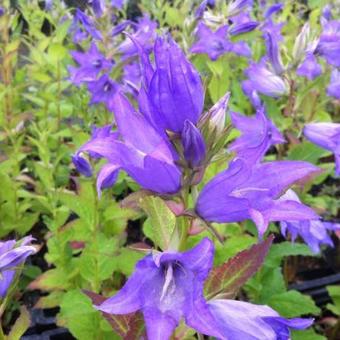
[{"left": 292, "top": 23, "right": 310, "bottom": 63}]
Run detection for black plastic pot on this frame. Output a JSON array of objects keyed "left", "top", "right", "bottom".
[
  {"left": 22, "top": 308, "right": 75, "bottom": 340},
  {"left": 289, "top": 272, "right": 340, "bottom": 307}
]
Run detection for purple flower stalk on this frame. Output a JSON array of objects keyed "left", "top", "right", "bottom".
[
  {"left": 141, "top": 36, "right": 204, "bottom": 133},
  {"left": 280, "top": 190, "right": 340, "bottom": 253},
  {"left": 229, "top": 107, "right": 285, "bottom": 164},
  {"left": 304, "top": 122, "right": 340, "bottom": 175},
  {"left": 73, "top": 93, "right": 181, "bottom": 196},
  {"left": 244, "top": 58, "right": 288, "bottom": 98},
  {"left": 0, "top": 236, "right": 36, "bottom": 298},
  {"left": 95, "top": 238, "right": 313, "bottom": 339},
  {"left": 327, "top": 68, "right": 340, "bottom": 99},
  {"left": 70, "top": 9, "right": 102, "bottom": 43},
  {"left": 196, "top": 159, "right": 320, "bottom": 237},
  {"left": 68, "top": 43, "right": 113, "bottom": 86}
]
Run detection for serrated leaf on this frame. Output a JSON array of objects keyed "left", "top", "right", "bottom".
[
  {"left": 7, "top": 306, "right": 31, "bottom": 340},
  {"left": 205, "top": 235, "right": 274, "bottom": 299},
  {"left": 267, "top": 290, "right": 320, "bottom": 317},
  {"left": 140, "top": 196, "right": 176, "bottom": 250}
]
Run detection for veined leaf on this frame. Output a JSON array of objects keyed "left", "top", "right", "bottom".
[
  {"left": 205, "top": 235, "right": 274, "bottom": 299},
  {"left": 140, "top": 196, "right": 176, "bottom": 250}
]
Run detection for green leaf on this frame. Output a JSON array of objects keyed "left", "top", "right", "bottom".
[
  {"left": 205, "top": 236, "right": 273, "bottom": 299},
  {"left": 265, "top": 242, "right": 314, "bottom": 268},
  {"left": 78, "top": 234, "right": 118, "bottom": 283},
  {"left": 326, "top": 285, "right": 340, "bottom": 315},
  {"left": 7, "top": 306, "right": 31, "bottom": 340},
  {"left": 287, "top": 142, "right": 328, "bottom": 164},
  {"left": 267, "top": 290, "right": 320, "bottom": 317},
  {"left": 140, "top": 196, "right": 176, "bottom": 250},
  {"left": 58, "top": 290, "right": 114, "bottom": 340},
  {"left": 292, "top": 329, "right": 326, "bottom": 340}
]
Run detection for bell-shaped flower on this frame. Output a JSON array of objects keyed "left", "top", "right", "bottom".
[
  {"left": 68, "top": 43, "right": 113, "bottom": 86},
  {"left": 191, "top": 22, "right": 251, "bottom": 60},
  {"left": 327, "top": 68, "right": 340, "bottom": 99},
  {"left": 95, "top": 238, "right": 223, "bottom": 340},
  {"left": 118, "top": 15, "right": 157, "bottom": 59},
  {"left": 296, "top": 54, "right": 322, "bottom": 80},
  {"left": 182, "top": 120, "right": 206, "bottom": 168},
  {"left": 0, "top": 236, "right": 36, "bottom": 298},
  {"left": 208, "top": 299, "right": 313, "bottom": 340},
  {"left": 73, "top": 93, "right": 181, "bottom": 196},
  {"left": 279, "top": 190, "right": 340, "bottom": 253},
  {"left": 229, "top": 107, "right": 285, "bottom": 164},
  {"left": 87, "top": 75, "right": 120, "bottom": 111},
  {"left": 94, "top": 237, "right": 313, "bottom": 339},
  {"left": 244, "top": 58, "right": 288, "bottom": 98},
  {"left": 141, "top": 36, "right": 204, "bottom": 133},
  {"left": 304, "top": 122, "right": 340, "bottom": 175},
  {"left": 196, "top": 159, "right": 320, "bottom": 237},
  {"left": 191, "top": 23, "right": 231, "bottom": 61},
  {"left": 316, "top": 20, "right": 340, "bottom": 67}
]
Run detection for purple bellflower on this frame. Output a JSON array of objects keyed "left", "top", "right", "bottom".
[
  {"left": 68, "top": 43, "right": 113, "bottom": 86},
  {"left": 140, "top": 36, "right": 204, "bottom": 133},
  {"left": 95, "top": 238, "right": 223, "bottom": 340},
  {"left": 279, "top": 190, "right": 340, "bottom": 253},
  {"left": 191, "top": 22, "right": 252, "bottom": 60},
  {"left": 327, "top": 68, "right": 340, "bottom": 99},
  {"left": 95, "top": 237, "right": 313, "bottom": 339},
  {"left": 229, "top": 107, "right": 285, "bottom": 164},
  {"left": 182, "top": 120, "right": 206, "bottom": 168},
  {"left": 118, "top": 15, "right": 157, "bottom": 59},
  {"left": 296, "top": 53, "right": 322, "bottom": 80},
  {"left": 191, "top": 23, "right": 230, "bottom": 61},
  {"left": 0, "top": 236, "right": 36, "bottom": 298},
  {"left": 304, "top": 122, "right": 340, "bottom": 175},
  {"left": 316, "top": 20, "right": 340, "bottom": 67},
  {"left": 208, "top": 299, "right": 313, "bottom": 339},
  {"left": 196, "top": 159, "right": 320, "bottom": 237},
  {"left": 70, "top": 9, "right": 102, "bottom": 43},
  {"left": 73, "top": 93, "right": 181, "bottom": 196},
  {"left": 243, "top": 58, "right": 288, "bottom": 98},
  {"left": 87, "top": 74, "right": 119, "bottom": 111},
  {"left": 261, "top": 3, "right": 284, "bottom": 42}
]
